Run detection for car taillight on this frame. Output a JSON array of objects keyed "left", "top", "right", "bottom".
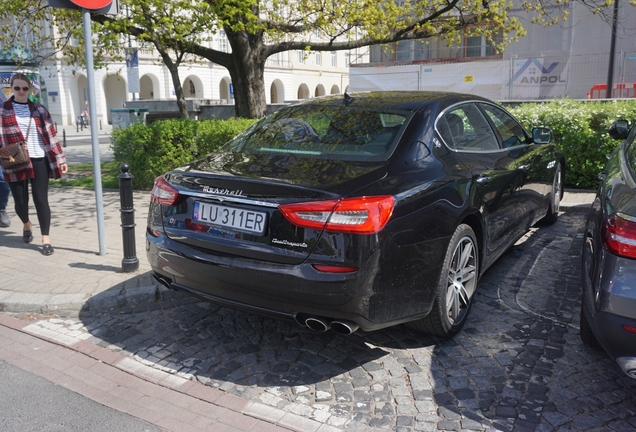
[
  {"left": 312, "top": 264, "right": 358, "bottom": 273},
  {"left": 623, "top": 324, "right": 636, "bottom": 334},
  {"left": 151, "top": 176, "right": 182, "bottom": 206},
  {"left": 602, "top": 213, "right": 636, "bottom": 259},
  {"left": 279, "top": 196, "right": 395, "bottom": 234}
]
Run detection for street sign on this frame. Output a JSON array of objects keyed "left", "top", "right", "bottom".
[
  {"left": 69, "top": 0, "right": 112, "bottom": 9},
  {"left": 48, "top": 0, "right": 119, "bottom": 14}
]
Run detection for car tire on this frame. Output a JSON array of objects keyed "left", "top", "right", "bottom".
[
  {"left": 541, "top": 163, "right": 562, "bottom": 225},
  {"left": 407, "top": 224, "right": 479, "bottom": 338},
  {"left": 580, "top": 296, "right": 602, "bottom": 349}
]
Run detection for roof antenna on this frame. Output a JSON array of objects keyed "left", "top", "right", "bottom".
[{"left": 344, "top": 93, "right": 354, "bottom": 105}]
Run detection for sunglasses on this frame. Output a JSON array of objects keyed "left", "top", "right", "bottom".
[{"left": 13, "top": 86, "right": 29, "bottom": 92}]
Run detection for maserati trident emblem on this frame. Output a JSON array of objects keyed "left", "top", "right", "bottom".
[{"left": 200, "top": 186, "right": 245, "bottom": 197}]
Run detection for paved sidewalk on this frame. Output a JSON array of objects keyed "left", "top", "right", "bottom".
[
  {"left": 0, "top": 313, "right": 307, "bottom": 432},
  {"left": 57, "top": 121, "right": 113, "bottom": 140},
  {"left": 0, "top": 186, "right": 165, "bottom": 313}
]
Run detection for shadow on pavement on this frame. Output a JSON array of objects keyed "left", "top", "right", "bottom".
[{"left": 74, "top": 207, "right": 635, "bottom": 430}]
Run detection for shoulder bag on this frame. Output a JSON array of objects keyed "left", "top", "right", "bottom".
[{"left": 0, "top": 116, "right": 31, "bottom": 170}]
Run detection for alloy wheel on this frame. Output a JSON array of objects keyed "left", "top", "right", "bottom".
[{"left": 445, "top": 236, "right": 477, "bottom": 324}]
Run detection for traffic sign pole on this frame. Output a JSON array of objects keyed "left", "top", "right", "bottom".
[{"left": 82, "top": 8, "right": 106, "bottom": 256}]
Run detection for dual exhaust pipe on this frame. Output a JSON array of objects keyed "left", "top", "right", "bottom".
[
  {"left": 304, "top": 317, "right": 359, "bottom": 335},
  {"left": 152, "top": 274, "right": 359, "bottom": 335}
]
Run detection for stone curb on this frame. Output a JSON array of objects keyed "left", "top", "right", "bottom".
[{"left": 0, "top": 285, "right": 191, "bottom": 315}]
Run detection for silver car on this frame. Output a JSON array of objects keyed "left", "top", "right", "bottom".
[{"left": 581, "top": 119, "right": 636, "bottom": 379}]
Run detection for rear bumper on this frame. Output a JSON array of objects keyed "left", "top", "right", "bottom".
[
  {"left": 588, "top": 251, "right": 636, "bottom": 374},
  {"left": 146, "top": 231, "right": 447, "bottom": 332},
  {"left": 591, "top": 310, "right": 636, "bottom": 369}
]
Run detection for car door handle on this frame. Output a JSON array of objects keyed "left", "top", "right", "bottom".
[
  {"left": 476, "top": 176, "right": 490, "bottom": 185},
  {"left": 518, "top": 164, "right": 530, "bottom": 171}
]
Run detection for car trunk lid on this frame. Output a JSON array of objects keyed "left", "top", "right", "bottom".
[{"left": 159, "top": 152, "right": 388, "bottom": 264}]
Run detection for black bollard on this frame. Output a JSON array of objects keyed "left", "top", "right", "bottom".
[
  {"left": 118, "top": 164, "right": 139, "bottom": 272},
  {"left": 76, "top": 122, "right": 79, "bottom": 133},
  {"left": 62, "top": 129, "right": 66, "bottom": 147}
]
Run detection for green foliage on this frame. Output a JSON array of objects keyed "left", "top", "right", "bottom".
[
  {"left": 508, "top": 99, "right": 636, "bottom": 190},
  {"left": 110, "top": 118, "right": 256, "bottom": 190}
]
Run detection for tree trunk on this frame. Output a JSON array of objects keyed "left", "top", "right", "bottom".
[
  {"left": 158, "top": 50, "right": 190, "bottom": 119},
  {"left": 225, "top": 30, "right": 267, "bottom": 119}
]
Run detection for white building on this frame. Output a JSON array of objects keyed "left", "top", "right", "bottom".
[
  {"left": 350, "top": 1, "right": 636, "bottom": 101},
  {"left": 1, "top": 24, "right": 365, "bottom": 126}
]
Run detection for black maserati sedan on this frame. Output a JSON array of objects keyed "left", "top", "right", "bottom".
[
  {"left": 581, "top": 119, "right": 636, "bottom": 379},
  {"left": 146, "top": 91, "right": 565, "bottom": 338}
]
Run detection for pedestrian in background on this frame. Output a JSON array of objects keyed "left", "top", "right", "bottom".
[
  {"left": 0, "top": 73, "right": 68, "bottom": 255},
  {"left": 0, "top": 167, "right": 10, "bottom": 227}
]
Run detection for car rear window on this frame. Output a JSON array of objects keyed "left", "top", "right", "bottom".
[{"left": 223, "top": 105, "right": 411, "bottom": 162}]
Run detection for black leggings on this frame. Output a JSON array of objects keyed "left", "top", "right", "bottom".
[{"left": 9, "top": 158, "right": 52, "bottom": 236}]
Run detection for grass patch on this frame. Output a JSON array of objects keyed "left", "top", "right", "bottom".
[{"left": 50, "top": 160, "right": 122, "bottom": 189}]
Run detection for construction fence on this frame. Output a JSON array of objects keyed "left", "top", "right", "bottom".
[{"left": 350, "top": 52, "right": 636, "bottom": 101}]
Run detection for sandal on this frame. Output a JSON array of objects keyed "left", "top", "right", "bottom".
[
  {"left": 42, "top": 244, "right": 54, "bottom": 256},
  {"left": 23, "top": 230, "right": 33, "bottom": 243}
]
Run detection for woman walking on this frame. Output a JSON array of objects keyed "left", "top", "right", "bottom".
[{"left": 0, "top": 73, "right": 68, "bottom": 255}]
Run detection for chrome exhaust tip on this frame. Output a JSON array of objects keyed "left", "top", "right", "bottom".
[
  {"left": 617, "top": 357, "right": 636, "bottom": 379},
  {"left": 305, "top": 317, "right": 331, "bottom": 332},
  {"left": 152, "top": 272, "right": 173, "bottom": 289},
  {"left": 330, "top": 320, "right": 359, "bottom": 335}
]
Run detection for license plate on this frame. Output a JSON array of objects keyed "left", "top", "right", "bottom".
[{"left": 192, "top": 201, "right": 267, "bottom": 235}]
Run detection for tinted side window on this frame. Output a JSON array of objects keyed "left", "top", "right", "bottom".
[
  {"left": 481, "top": 104, "right": 528, "bottom": 148},
  {"left": 437, "top": 103, "right": 500, "bottom": 151}
]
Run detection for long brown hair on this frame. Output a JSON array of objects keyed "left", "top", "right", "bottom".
[{"left": 10, "top": 73, "right": 32, "bottom": 90}]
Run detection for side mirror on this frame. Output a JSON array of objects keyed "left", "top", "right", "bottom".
[
  {"left": 532, "top": 127, "right": 552, "bottom": 144},
  {"left": 609, "top": 120, "right": 630, "bottom": 140}
]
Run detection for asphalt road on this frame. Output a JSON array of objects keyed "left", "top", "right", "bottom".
[{"left": 0, "top": 360, "right": 165, "bottom": 432}]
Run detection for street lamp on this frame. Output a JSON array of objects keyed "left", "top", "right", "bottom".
[{"left": 606, "top": 0, "right": 620, "bottom": 98}]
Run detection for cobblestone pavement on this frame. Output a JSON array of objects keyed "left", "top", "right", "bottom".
[{"left": 7, "top": 208, "right": 636, "bottom": 431}]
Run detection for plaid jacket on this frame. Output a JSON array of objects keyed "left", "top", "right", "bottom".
[{"left": 0, "top": 97, "right": 67, "bottom": 182}]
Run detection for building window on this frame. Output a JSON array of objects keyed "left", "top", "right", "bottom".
[
  {"left": 315, "top": 51, "right": 321, "bottom": 65},
  {"left": 397, "top": 40, "right": 411, "bottom": 61},
  {"left": 464, "top": 27, "right": 502, "bottom": 58},
  {"left": 297, "top": 50, "right": 304, "bottom": 64},
  {"left": 413, "top": 40, "right": 429, "bottom": 60},
  {"left": 466, "top": 36, "right": 482, "bottom": 57},
  {"left": 345, "top": 52, "right": 350, "bottom": 65},
  {"left": 331, "top": 51, "right": 337, "bottom": 67},
  {"left": 189, "top": 80, "right": 196, "bottom": 96}
]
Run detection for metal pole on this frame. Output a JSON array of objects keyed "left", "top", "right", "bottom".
[
  {"left": 83, "top": 9, "right": 106, "bottom": 255},
  {"left": 118, "top": 164, "right": 139, "bottom": 272},
  {"left": 606, "top": 0, "right": 620, "bottom": 98},
  {"left": 62, "top": 129, "right": 66, "bottom": 148}
]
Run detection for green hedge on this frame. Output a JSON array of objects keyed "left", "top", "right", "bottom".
[
  {"left": 111, "top": 118, "right": 257, "bottom": 190},
  {"left": 508, "top": 99, "right": 636, "bottom": 190}
]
